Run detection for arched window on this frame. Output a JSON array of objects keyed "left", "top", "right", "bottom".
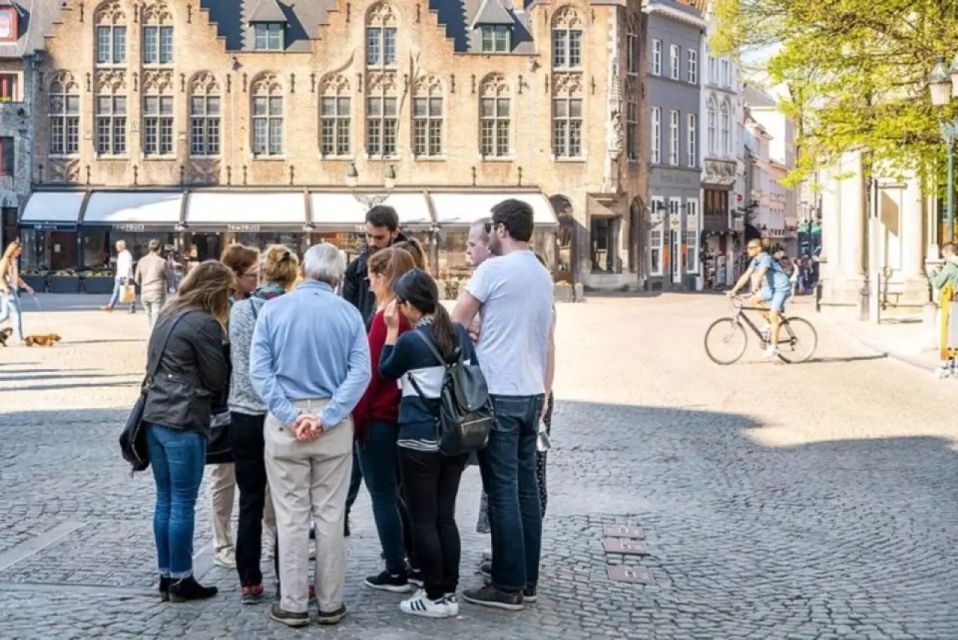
[
  {"left": 251, "top": 73, "right": 283, "bottom": 156},
  {"left": 366, "top": 3, "right": 397, "bottom": 68},
  {"left": 142, "top": 71, "right": 174, "bottom": 156},
  {"left": 552, "top": 7, "right": 583, "bottom": 69},
  {"left": 142, "top": 1, "right": 174, "bottom": 66},
  {"left": 320, "top": 74, "right": 351, "bottom": 157},
  {"left": 707, "top": 96, "right": 717, "bottom": 155},
  {"left": 95, "top": 1, "right": 126, "bottom": 66},
  {"left": 190, "top": 73, "right": 220, "bottom": 157},
  {"left": 479, "top": 74, "right": 510, "bottom": 158},
  {"left": 413, "top": 76, "right": 443, "bottom": 157},
  {"left": 49, "top": 73, "right": 80, "bottom": 156},
  {"left": 720, "top": 99, "right": 731, "bottom": 155}
]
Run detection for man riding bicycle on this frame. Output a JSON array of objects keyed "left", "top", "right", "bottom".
[{"left": 728, "top": 239, "right": 792, "bottom": 359}]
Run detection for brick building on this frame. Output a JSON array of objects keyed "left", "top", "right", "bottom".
[{"left": 19, "top": 0, "right": 650, "bottom": 291}]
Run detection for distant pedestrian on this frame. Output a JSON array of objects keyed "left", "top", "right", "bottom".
[
  {"left": 250, "top": 243, "right": 371, "bottom": 628},
  {"left": 135, "top": 239, "right": 175, "bottom": 332},
  {"left": 453, "top": 200, "right": 555, "bottom": 611},
  {"left": 0, "top": 239, "right": 33, "bottom": 344},
  {"left": 142, "top": 260, "right": 232, "bottom": 603},
  {"left": 932, "top": 242, "right": 958, "bottom": 378},
  {"left": 380, "top": 268, "right": 479, "bottom": 618},
  {"left": 102, "top": 240, "right": 135, "bottom": 313},
  {"left": 229, "top": 245, "right": 298, "bottom": 604}
]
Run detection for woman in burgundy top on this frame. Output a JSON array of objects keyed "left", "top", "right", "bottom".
[{"left": 353, "top": 247, "right": 419, "bottom": 593}]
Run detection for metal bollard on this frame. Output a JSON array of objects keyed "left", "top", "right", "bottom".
[{"left": 574, "top": 282, "right": 584, "bottom": 303}]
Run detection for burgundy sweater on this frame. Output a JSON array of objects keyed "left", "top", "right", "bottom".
[{"left": 352, "top": 310, "right": 410, "bottom": 440}]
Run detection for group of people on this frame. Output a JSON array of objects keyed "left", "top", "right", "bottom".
[{"left": 137, "top": 198, "right": 556, "bottom": 627}]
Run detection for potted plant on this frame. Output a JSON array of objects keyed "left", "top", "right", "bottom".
[
  {"left": 81, "top": 268, "right": 115, "bottom": 294},
  {"left": 49, "top": 269, "right": 81, "bottom": 293},
  {"left": 20, "top": 268, "right": 47, "bottom": 293}
]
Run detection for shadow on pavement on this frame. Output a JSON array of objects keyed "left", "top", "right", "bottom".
[{"left": 802, "top": 354, "right": 888, "bottom": 365}]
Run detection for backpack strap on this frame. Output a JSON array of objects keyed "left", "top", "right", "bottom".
[{"left": 406, "top": 329, "right": 457, "bottom": 410}]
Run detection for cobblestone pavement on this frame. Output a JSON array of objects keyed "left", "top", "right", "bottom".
[{"left": 1, "top": 294, "right": 957, "bottom": 639}]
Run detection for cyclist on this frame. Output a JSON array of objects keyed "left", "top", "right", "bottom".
[{"left": 728, "top": 239, "right": 792, "bottom": 359}]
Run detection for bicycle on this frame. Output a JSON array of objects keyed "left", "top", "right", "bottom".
[{"left": 704, "top": 296, "right": 818, "bottom": 365}]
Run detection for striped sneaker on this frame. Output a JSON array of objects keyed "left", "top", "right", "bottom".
[{"left": 400, "top": 589, "right": 455, "bottom": 618}]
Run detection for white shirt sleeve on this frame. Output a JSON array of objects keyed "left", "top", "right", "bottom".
[{"left": 465, "top": 259, "right": 496, "bottom": 303}]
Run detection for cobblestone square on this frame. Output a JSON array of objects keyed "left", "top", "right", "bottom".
[{"left": 1, "top": 294, "right": 957, "bottom": 639}]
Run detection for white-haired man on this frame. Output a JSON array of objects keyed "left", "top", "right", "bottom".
[
  {"left": 250, "top": 244, "right": 371, "bottom": 628},
  {"left": 102, "top": 239, "right": 135, "bottom": 313}
]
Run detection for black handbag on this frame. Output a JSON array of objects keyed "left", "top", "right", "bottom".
[
  {"left": 205, "top": 339, "right": 232, "bottom": 465},
  {"left": 118, "top": 312, "right": 189, "bottom": 473}
]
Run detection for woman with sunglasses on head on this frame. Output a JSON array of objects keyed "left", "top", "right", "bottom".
[{"left": 379, "top": 268, "right": 478, "bottom": 618}]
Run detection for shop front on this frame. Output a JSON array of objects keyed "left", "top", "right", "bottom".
[{"left": 17, "top": 192, "right": 85, "bottom": 291}]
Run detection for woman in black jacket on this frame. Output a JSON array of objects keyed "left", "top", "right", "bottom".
[{"left": 142, "top": 260, "right": 232, "bottom": 603}]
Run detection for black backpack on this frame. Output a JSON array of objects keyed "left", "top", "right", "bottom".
[{"left": 408, "top": 330, "right": 494, "bottom": 456}]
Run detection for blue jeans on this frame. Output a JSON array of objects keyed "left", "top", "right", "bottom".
[
  {"left": 357, "top": 421, "right": 406, "bottom": 575},
  {"left": 108, "top": 276, "right": 134, "bottom": 311},
  {"left": 0, "top": 290, "right": 23, "bottom": 340},
  {"left": 478, "top": 394, "right": 544, "bottom": 592},
  {"left": 146, "top": 423, "right": 206, "bottom": 578}
]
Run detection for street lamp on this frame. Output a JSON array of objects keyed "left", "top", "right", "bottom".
[
  {"left": 345, "top": 163, "right": 396, "bottom": 209},
  {"left": 929, "top": 56, "right": 958, "bottom": 240}
]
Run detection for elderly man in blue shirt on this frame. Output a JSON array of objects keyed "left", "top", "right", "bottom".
[{"left": 250, "top": 243, "right": 371, "bottom": 629}]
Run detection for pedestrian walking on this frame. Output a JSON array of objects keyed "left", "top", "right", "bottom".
[
  {"left": 250, "top": 243, "right": 371, "bottom": 628},
  {"left": 351, "top": 247, "right": 419, "bottom": 594},
  {"left": 452, "top": 200, "right": 554, "bottom": 611},
  {"left": 135, "top": 239, "right": 175, "bottom": 332},
  {"left": 229, "top": 245, "right": 298, "bottom": 604},
  {"left": 141, "top": 260, "right": 232, "bottom": 603},
  {"left": 932, "top": 242, "right": 958, "bottom": 378},
  {"left": 341, "top": 206, "right": 409, "bottom": 536},
  {"left": 0, "top": 239, "right": 33, "bottom": 344},
  {"left": 379, "top": 268, "right": 478, "bottom": 618},
  {"left": 101, "top": 239, "right": 135, "bottom": 313}
]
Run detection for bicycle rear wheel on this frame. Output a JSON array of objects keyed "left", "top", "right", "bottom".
[
  {"left": 704, "top": 317, "right": 748, "bottom": 365},
  {"left": 777, "top": 317, "right": 817, "bottom": 363}
]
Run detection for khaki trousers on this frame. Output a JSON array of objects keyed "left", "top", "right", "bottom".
[
  {"left": 208, "top": 462, "right": 236, "bottom": 552},
  {"left": 265, "top": 399, "right": 352, "bottom": 614}
]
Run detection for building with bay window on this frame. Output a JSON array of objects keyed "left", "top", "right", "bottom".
[{"left": 21, "top": 0, "right": 653, "bottom": 292}]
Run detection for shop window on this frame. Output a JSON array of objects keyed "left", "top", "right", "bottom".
[
  {"left": 0, "top": 137, "right": 13, "bottom": 176},
  {"left": 0, "top": 74, "right": 17, "bottom": 102},
  {"left": 590, "top": 216, "right": 620, "bottom": 274}
]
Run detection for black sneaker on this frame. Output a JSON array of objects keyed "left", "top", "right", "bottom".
[
  {"left": 317, "top": 604, "right": 347, "bottom": 625},
  {"left": 462, "top": 584, "right": 524, "bottom": 611},
  {"left": 364, "top": 570, "right": 413, "bottom": 593},
  {"left": 269, "top": 603, "right": 309, "bottom": 628},
  {"left": 523, "top": 586, "right": 537, "bottom": 603},
  {"left": 479, "top": 560, "right": 492, "bottom": 577},
  {"left": 159, "top": 575, "right": 170, "bottom": 602},
  {"left": 408, "top": 567, "right": 424, "bottom": 587},
  {"left": 168, "top": 576, "right": 218, "bottom": 603}
]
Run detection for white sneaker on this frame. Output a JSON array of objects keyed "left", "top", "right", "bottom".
[
  {"left": 762, "top": 346, "right": 780, "bottom": 360},
  {"left": 213, "top": 546, "right": 236, "bottom": 568},
  {"left": 400, "top": 589, "right": 454, "bottom": 618},
  {"left": 443, "top": 593, "right": 460, "bottom": 616},
  {"left": 934, "top": 365, "right": 951, "bottom": 379}
]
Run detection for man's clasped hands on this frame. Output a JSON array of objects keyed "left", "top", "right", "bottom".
[{"left": 290, "top": 413, "right": 325, "bottom": 442}]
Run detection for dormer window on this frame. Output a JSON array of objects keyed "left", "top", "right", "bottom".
[
  {"left": 0, "top": 6, "right": 17, "bottom": 43},
  {"left": 254, "top": 23, "right": 284, "bottom": 50},
  {"left": 480, "top": 25, "right": 510, "bottom": 53}
]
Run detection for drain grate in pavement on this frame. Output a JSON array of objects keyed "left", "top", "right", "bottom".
[
  {"left": 603, "top": 524, "right": 644, "bottom": 539},
  {"left": 603, "top": 537, "right": 649, "bottom": 555},
  {"left": 607, "top": 565, "right": 651, "bottom": 584}
]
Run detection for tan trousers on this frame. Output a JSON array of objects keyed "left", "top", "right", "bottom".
[
  {"left": 209, "top": 462, "right": 236, "bottom": 552},
  {"left": 265, "top": 399, "right": 352, "bottom": 614}
]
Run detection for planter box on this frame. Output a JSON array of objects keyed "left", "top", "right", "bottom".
[
  {"left": 82, "top": 276, "right": 115, "bottom": 294},
  {"left": 21, "top": 275, "right": 46, "bottom": 293},
  {"left": 49, "top": 275, "right": 81, "bottom": 294},
  {"left": 554, "top": 283, "right": 574, "bottom": 303}
]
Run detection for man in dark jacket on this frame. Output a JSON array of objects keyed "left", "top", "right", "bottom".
[{"left": 341, "top": 205, "right": 406, "bottom": 534}]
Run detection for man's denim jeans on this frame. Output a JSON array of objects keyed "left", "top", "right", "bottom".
[
  {"left": 108, "top": 276, "right": 134, "bottom": 311},
  {"left": 478, "top": 394, "right": 544, "bottom": 592}
]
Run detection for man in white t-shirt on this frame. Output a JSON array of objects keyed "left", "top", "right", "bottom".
[
  {"left": 452, "top": 199, "right": 554, "bottom": 612},
  {"left": 102, "top": 240, "right": 135, "bottom": 313}
]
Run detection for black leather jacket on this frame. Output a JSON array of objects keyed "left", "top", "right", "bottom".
[
  {"left": 343, "top": 233, "right": 408, "bottom": 328},
  {"left": 142, "top": 311, "right": 229, "bottom": 434}
]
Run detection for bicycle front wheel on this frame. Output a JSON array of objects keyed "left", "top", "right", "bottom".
[
  {"left": 777, "top": 317, "right": 817, "bottom": 363},
  {"left": 704, "top": 317, "right": 748, "bottom": 365}
]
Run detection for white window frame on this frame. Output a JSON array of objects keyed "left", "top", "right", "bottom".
[
  {"left": 143, "top": 94, "right": 174, "bottom": 156},
  {"left": 669, "top": 44, "right": 680, "bottom": 81},
  {"left": 480, "top": 96, "right": 511, "bottom": 157},
  {"left": 143, "top": 26, "right": 173, "bottom": 65},
  {"left": 95, "top": 94, "right": 127, "bottom": 156},
  {"left": 626, "top": 100, "right": 638, "bottom": 162},
  {"left": 190, "top": 94, "right": 221, "bottom": 157},
  {"left": 254, "top": 23, "right": 284, "bottom": 51},
  {"left": 685, "top": 198, "right": 699, "bottom": 274},
  {"left": 669, "top": 109, "right": 679, "bottom": 166},
  {"left": 651, "top": 107, "right": 661, "bottom": 164},
  {"left": 552, "top": 27, "right": 582, "bottom": 69},
  {"left": 366, "top": 96, "right": 398, "bottom": 157},
  {"left": 627, "top": 32, "right": 638, "bottom": 75},
  {"left": 687, "top": 49, "right": 697, "bottom": 85},
  {"left": 707, "top": 98, "right": 717, "bottom": 154},
  {"left": 651, "top": 39, "right": 662, "bottom": 76},
  {"left": 50, "top": 84, "right": 80, "bottom": 156},
  {"left": 481, "top": 25, "right": 511, "bottom": 54},
  {"left": 252, "top": 95, "right": 283, "bottom": 156},
  {"left": 321, "top": 95, "right": 351, "bottom": 157},
  {"left": 650, "top": 196, "right": 664, "bottom": 276},
  {"left": 552, "top": 97, "right": 583, "bottom": 158},
  {"left": 720, "top": 99, "right": 731, "bottom": 155},
  {"left": 687, "top": 113, "right": 697, "bottom": 168},
  {"left": 96, "top": 25, "right": 127, "bottom": 66},
  {"left": 413, "top": 96, "right": 443, "bottom": 157},
  {"left": 721, "top": 58, "right": 730, "bottom": 87}
]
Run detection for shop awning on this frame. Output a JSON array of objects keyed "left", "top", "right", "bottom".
[
  {"left": 83, "top": 191, "right": 183, "bottom": 230},
  {"left": 430, "top": 192, "right": 557, "bottom": 227},
  {"left": 19, "top": 191, "right": 85, "bottom": 229},
  {"left": 309, "top": 192, "right": 433, "bottom": 230},
  {"left": 186, "top": 192, "right": 307, "bottom": 231}
]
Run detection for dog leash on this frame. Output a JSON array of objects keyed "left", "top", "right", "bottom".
[{"left": 29, "top": 293, "right": 42, "bottom": 312}]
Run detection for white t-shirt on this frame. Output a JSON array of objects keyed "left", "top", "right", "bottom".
[
  {"left": 116, "top": 250, "right": 133, "bottom": 279},
  {"left": 465, "top": 250, "right": 554, "bottom": 396}
]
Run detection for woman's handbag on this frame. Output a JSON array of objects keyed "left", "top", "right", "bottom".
[
  {"left": 118, "top": 312, "right": 189, "bottom": 472},
  {"left": 205, "top": 341, "right": 233, "bottom": 464}
]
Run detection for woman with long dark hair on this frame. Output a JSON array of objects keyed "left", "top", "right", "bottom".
[
  {"left": 142, "top": 260, "right": 232, "bottom": 602},
  {"left": 379, "top": 269, "right": 477, "bottom": 618}
]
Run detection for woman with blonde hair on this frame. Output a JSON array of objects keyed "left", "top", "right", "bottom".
[
  {"left": 228, "top": 245, "right": 299, "bottom": 603},
  {"left": 352, "top": 246, "right": 420, "bottom": 593},
  {"left": 0, "top": 239, "right": 34, "bottom": 343},
  {"left": 141, "top": 260, "right": 232, "bottom": 603}
]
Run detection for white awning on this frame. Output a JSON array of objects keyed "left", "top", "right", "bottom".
[
  {"left": 20, "top": 192, "right": 85, "bottom": 228},
  {"left": 84, "top": 191, "right": 183, "bottom": 227},
  {"left": 187, "top": 192, "right": 307, "bottom": 229},
  {"left": 309, "top": 192, "right": 433, "bottom": 228},
  {"left": 430, "top": 192, "right": 557, "bottom": 226}
]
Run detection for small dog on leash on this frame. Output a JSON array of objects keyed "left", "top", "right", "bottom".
[
  {"left": 0, "top": 327, "right": 12, "bottom": 346},
  {"left": 24, "top": 333, "right": 62, "bottom": 347}
]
